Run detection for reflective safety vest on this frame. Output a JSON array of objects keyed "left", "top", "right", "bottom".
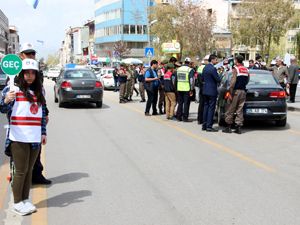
[
  {"left": 177, "top": 66, "right": 191, "bottom": 92},
  {"left": 9, "top": 87, "right": 42, "bottom": 143},
  {"left": 197, "top": 65, "right": 205, "bottom": 74}
]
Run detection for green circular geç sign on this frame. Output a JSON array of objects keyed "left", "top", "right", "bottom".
[{"left": 0, "top": 54, "right": 22, "bottom": 76}]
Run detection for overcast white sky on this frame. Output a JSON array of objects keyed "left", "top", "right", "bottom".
[{"left": 1, "top": 0, "right": 94, "bottom": 59}]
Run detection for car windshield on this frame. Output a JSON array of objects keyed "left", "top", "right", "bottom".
[{"left": 64, "top": 70, "right": 96, "bottom": 79}]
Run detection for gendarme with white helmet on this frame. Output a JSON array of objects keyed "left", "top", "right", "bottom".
[{"left": 22, "top": 59, "right": 39, "bottom": 71}]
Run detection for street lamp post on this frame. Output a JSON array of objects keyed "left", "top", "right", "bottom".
[{"left": 148, "top": 19, "right": 158, "bottom": 47}]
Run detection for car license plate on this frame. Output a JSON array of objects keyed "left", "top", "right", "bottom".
[
  {"left": 76, "top": 95, "right": 91, "bottom": 99},
  {"left": 246, "top": 108, "right": 268, "bottom": 114}
]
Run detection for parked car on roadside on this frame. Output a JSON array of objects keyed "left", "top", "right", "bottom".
[
  {"left": 217, "top": 69, "right": 287, "bottom": 127},
  {"left": 99, "top": 68, "right": 115, "bottom": 90},
  {"left": 54, "top": 68, "right": 103, "bottom": 108}
]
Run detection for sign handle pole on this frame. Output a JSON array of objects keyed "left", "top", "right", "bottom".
[{"left": 9, "top": 75, "right": 16, "bottom": 92}]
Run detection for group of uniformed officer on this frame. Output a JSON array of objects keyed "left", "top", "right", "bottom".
[{"left": 116, "top": 54, "right": 249, "bottom": 134}]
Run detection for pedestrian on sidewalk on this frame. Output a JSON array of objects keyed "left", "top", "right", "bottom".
[
  {"left": 272, "top": 57, "right": 289, "bottom": 91},
  {"left": 223, "top": 55, "right": 249, "bottom": 134},
  {"left": 0, "top": 59, "right": 47, "bottom": 216},
  {"left": 144, "top": 60, "right": 160, "bottom": 116},
  {"left": 164, "top": 63, "right": 177, "bottom": 120},
  {"left": 288, "top": 56, "right": 299, "bottom": 103},
  {"left": 202, "top": 54, "right": 221, "bottom": 132}
]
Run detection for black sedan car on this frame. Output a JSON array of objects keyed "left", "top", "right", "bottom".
[
  {"left": 54, "top": 68, "right": 103, "bottom": 108},
  {"left": 217, "top": 69, "right": 287, "bottom": 127}
]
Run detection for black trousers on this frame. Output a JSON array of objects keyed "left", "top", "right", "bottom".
[
  {"left": 290, "top": 83, "right": 298, "bottom": 102},
  {"left": 145, "top": 88, "right": 158, "bottom": 114},
  {"left": 197, "top": 93, "right": 204, "bottom": 123},
  {"left": 176, "top": 91, "right": 190, "bottom": 120},
  {"left": 203, "top": 95, "right": 217, "bottom": 129},
  {"left": 32, "top": 147, "right": 44, "bottom": 180}
]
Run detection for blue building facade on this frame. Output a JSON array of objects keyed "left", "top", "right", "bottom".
[{"left": 94, "top": 0, "right": 153, "bottom": 58}]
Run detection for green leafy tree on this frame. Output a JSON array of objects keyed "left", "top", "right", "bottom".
[
  {"left": 231, "top": 0, "right": 295, "bottom": 62},
  {"left": 46, "top": 54, "right": 59, "bottom": 67},
  {"left": 113, "top": 41, "right": 131, "bottom": 59},
  {"left": 149, "top": 0, "right": 215, "bottom": 59}
]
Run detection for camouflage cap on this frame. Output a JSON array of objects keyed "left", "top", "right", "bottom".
[
  {"left": 161, "top": 59, "right": 169, "bottom": 65},
  {"left": 166, "top": 63, "right": 175, "bottom": 69}
]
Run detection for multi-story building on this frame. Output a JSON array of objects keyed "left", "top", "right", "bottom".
[
  {"left": 60, "top": 26, "right": 90, "bottom": 65},
  {"left": 0, "top": 9, "right": 9, "bottom": 54},
  {"left": 94, "top": 0, "right": 153, "bottom": 59},
  {"left": 84, "top": 20, "right": 96, "bottom": 62},
  {"left": 199, "top": 0, "right": 238, "bottom": 58},
  {"left": 285, "top": 0, "right": 300, "bottom": 55},
  {"left": 8, "top": 26, "right": 19, "bottom": 54}
]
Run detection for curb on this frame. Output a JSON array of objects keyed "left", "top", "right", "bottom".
[{"left": 288, "top": 106, "right": 300, "bottom": 112}]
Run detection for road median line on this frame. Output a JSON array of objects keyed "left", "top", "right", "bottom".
[{"left": 109, "top": 96, "right": 276, "bottom": 173}]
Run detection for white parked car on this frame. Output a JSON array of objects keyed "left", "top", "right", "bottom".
[
  {"left": 47, "top": 68, "right": 61, "bottom": 79},
  {"left": 100, "top": 68, "right": 115, "bottom": 90}
]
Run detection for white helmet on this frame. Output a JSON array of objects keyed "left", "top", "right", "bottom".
[
  {"left": 22, "top": 59, "right": 39, "bottom": 71},
  {"left": 184, "top": 57, "right": 191, "bottom": 63},
  {"left": 20, "top": 42, "right": 36, "bottom": 54}
]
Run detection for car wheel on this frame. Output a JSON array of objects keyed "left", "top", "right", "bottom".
[
  {"left": 96, "top": 101, "right": 102, "bottom": 108},
  {"left": 218, "top": 107, "right": 226, "bottom": 126},
  {"left": 54, "top": 89, "right": 58, "bottom": 103},
  {"left": 275, "top": 118, "right": 287, "bottom": 127}
]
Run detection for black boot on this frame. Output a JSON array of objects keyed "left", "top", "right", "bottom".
[
  {"left": 234, "top": 126, "right": 242, "bottom": 134},
  {"left": 159, "top": 106, "right": 163, "bottom": 114},
  {"left": 222, "top": 125, "right": 232, "bottom": 133}
]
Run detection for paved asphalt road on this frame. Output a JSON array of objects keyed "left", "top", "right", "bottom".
[{"left": 0, "top": 79, "right": 300, "bottom": 225}]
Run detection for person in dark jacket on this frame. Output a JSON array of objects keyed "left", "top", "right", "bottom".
[
  {"left": 144, "top": 60, "right": 160, "bottom": 116},
  {"left": 202, "top": 54, "right": 221, "bottom": 132},
  {"left": 288, "top": 56, "right": 299, "bottom": 103}
]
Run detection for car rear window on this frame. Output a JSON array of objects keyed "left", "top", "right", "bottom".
[
  {"left": 227, "top": 72, "right": 277, "bottom": 86},
  {"left": 64, "top": 70, "right": 96, "bottom": 79},
  {"left": 248, "top": 73, "right": 277, "bottom": 86}
]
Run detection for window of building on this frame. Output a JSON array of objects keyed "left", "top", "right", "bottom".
[
  {"left": 137, "top": 25, "right": 142, "bottom": 34},
  {"left": 288, "top": 35, "right": 295, "bottom": 42},
  {"left": 123, "top": 25, "right": 129, "bottom": 34},
  {"left": 130, "top": 25, "right": 136, "bottom": 34}
]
